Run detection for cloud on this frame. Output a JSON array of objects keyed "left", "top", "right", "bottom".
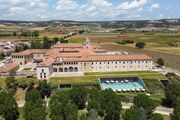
[
  {"left": 0, "top": 0, "right": 155, "bottom": 21},
  {"left": 149, "top": 3, "right": 159, "bottom": 11},
  {"left": 116, "top": 0, "right": 148, "bottom": 10},
  {"left": 56, "top": 0, "right": 79, "bottom": 11},
  {"left": 91, "top": 0, "right": 112, "bottom": 7},
  {"left": 0, "top": 0, "right": 50, "bottom": 20},
  {"left": 125, "top": 14, "right": 141, "bottom": 19}
]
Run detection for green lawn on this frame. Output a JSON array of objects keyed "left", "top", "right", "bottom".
[
  {"left": 50, "top": 71, "right": 166, "bottom": 99},
  {"left": 50, "top": 76, "right": 98, "bottom": 85},
  {"left": 51, "top": 71, "right": 165, "bottom": 85},
  {"left": 22, "top": 68, "right": 32, "bottom": 71}
]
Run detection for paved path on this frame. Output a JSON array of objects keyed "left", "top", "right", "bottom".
[
  {"left": 121, "top": 102, "right": 173, "bottom": 116},
  {"left": 155, "top": 106, "right": 174, "bottom": 116}
]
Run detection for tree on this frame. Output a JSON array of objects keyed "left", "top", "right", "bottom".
[
  {"left": 15, "top": 46, "right": 22, "bottom": 52},
  {"left": 28, "top": 107, "right": 46, "bottom": 120},
  {"left": 31, "top": 41, "right": 42, "bottom": 49},
  {"left": 43, "top": 36, "right": 51, "bottom": 49},
  {"left": 164, "top": 84, "right": 180, "bottom": 107},
  {"left": 135, "top": 42, "right": 146, "bottom": 49},
  {"left": 64, "top": 102, "right": 78, "bottom": 120},
  {"left": 104, "top": 101, "right": 121, "bottom": 120},
  {"left": 25, "top": 89, "right": 42, "bottom": 102},
  {"left": 13, "top": 32, "right": 17, "bottom": 36},
  {"left": 171, "top": 101, "right": 180, "bottom": 120},
  {"left": 134, "top": 94, "right": 156, "bottom": 118},
  {"left": 49, "top": 91, "right": 78, "bottom": 120},
  {"left": 150, "top": 113, "right": 164, "bottom": 120},
  {"left": 156, "top": 58, "right": 165, "bottom": 66},
  {"left": 0, "top": 52, "right": 5, "bottom": 59},
  {"left": 124, "top": 106, "right": 140, "bottom": 120},
  {"left": 24, "top": 89, "right": 46, "bottom": 120},
  {"left": 165, "top": 73, "right": 176, "bottom": 80},
  {"left": 37, "top": 80, "right": 51, "bottom": 99},
  {"left": 88, "top": 89, "right": 104, "bottom": 117},
  {"left": 5, "top": 72, "right": 17, "bottom": 95},
  {"left": 70, "top": 87, "right": 87, "bottom": 109},
  {"left": 53, "top": 37, "right": 59, "bottom": 44},
  {"left": 23, "top": 44, "right": 29, "bottom": 50},
  {"left": 0, "top": 92, "right": 19, "bottom": 120},
  {"left": 101, "top": 89, "right": 122, "bottom": 120},
  {"left": 34, "top": 31, "right": 40, "bottom": 37}
]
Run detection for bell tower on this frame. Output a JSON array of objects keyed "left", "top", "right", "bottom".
[{"left": 83, "top": 37, "right": 91, "bottom": 49}]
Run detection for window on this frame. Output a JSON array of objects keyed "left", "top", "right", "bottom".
[{"left": 42, "top": 69, "right": 44, "bottom": 72}]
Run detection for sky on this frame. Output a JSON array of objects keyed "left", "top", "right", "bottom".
[{"left": 0, "top": 0, "right": 179, "bottom": 21}]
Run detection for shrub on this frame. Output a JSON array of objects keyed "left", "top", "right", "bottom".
[{"left": 135, "top": 42, "right": 146, "bottom": 49}]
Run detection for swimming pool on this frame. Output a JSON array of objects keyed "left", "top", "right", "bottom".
[{"left": 99, "top": 77, "right": 147, "bottom": 92}]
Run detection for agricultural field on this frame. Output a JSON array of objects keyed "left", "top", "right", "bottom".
[
  {"left": 102, "top": 44, "right": 180, "bottom": 70},
  {"left": 0, "top": 24, "right": 179, "bottom": 71}
]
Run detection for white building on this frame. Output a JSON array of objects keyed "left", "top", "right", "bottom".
[{"left": 11, "top": 38, "right": 153, "bottom": 80}]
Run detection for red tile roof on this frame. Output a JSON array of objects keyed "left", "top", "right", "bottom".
[
  {"left": 0, "top": 63, "right": 19, "bottom": 73},
  {"left": 64, "top": 54, "right": 152, "bottom": 62},
  {"left": 11, "top": 49, "right": 50, "bottom": 56},
  {"left": 38, "top": 58, "right": 55, "bottom": 67}
]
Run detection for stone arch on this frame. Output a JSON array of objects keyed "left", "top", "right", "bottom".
[
  {"left": 53, "top": 68, "right": 57, "bottom": 72},
  {"left": 74, "top": 67, "right": 78, "bottom": 72},
  {"left": 59, "top": 68, "right": 63, "bottom": 72},
  {"left": 69, "top": 67, "right": 74, "bottom": 72},
  {"left": 64, "top": 67, "right": 68, "bottom": 72}
]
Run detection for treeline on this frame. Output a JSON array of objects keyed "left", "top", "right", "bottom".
[
  {"left": 20, "top": 30, "right": 39, "bottom": 37},
  {"left": 0, "top": 30, "right": 40, "bottom": 37},
  {"left": 0, "top": 33, "right": 12, "bottom": 37},
  {"left": 31, "top": 37, "right": 68, "bottom": 49},
  {"left": 14, "top": 36, "right": 68, "bottom": 52},
  {"left": 116, "top": 40, "right": 134, "bottom": 45}
]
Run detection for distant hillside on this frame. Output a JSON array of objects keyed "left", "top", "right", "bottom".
[{"left": 0, "top": 19, "right": 179, "bottom": 28}]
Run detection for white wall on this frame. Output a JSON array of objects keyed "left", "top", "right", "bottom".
[{"left": 37, "top": 67, "right": 51, "bottom": 80}]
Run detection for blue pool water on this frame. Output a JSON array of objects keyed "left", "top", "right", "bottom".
[
  {"left": 101, "top": 82, "right": 143, "bottom": 90},
  {"left": 99, "top": 77, "right": 146, "bottom": 91}
]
